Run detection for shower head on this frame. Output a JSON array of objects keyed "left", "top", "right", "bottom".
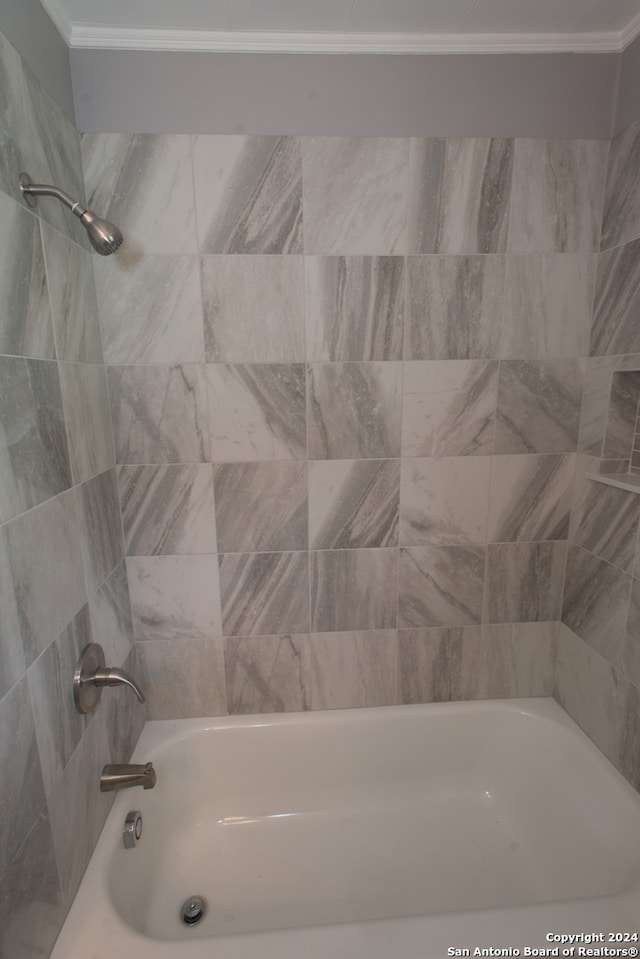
[
  {"left": 76, "top": 209, "right": 123, "bottom": 256},
  {"left": 19, "top": 172, "right": 123, "bottom": 256}
]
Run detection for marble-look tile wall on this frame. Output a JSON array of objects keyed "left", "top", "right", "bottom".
[
  {"left": 0, "top": 29, "right": 144, "bottom": 959},
  {"left": 82, "top": 131, "right": 610, "bottom": 722},
  {"left": 559, "top": 118, "right": 640, "bottom": 791}
]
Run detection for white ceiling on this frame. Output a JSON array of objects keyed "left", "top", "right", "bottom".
[{"left": 41, "top": 0, "right": 640, "bottom": 53}]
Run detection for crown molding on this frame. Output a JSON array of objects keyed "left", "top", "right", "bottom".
[{"left": 64, "top": 24, "right": 628, "bottom": 54}]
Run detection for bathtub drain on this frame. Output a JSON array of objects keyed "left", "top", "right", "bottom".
[{"left": 181, "top": 896, "right": 206, "bottom": 926}]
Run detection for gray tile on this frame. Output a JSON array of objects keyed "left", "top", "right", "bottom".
[
  {"left": 0, "top": 811, "right": 65, "bottom": 959},
  {"left": 602, "top": 370, "right": 640, "bottom": 460},
  {"left": 554, "top": 621, "right": 621, "bottom": 762},
  {"left": 578, "top": 357, "right": 618, "bottom": 456},
  {"left": 0, "top": 191, "right": 53, "bottom": 359},
  {"left": 404, "top": 254, "right": 504, "bottom": 360},
  {"left": 562, "top": 546, "right": 631, "bottom": 663},
  {"left": 82, "top": 133, "right": 196, "bottom": 254},
  {"left": 224, "top": 634, "right": 309, "bottom": 714},
  {"left": 617, "top": 679, "right": 640, "bottom": 791},
  {"left": 3, "top": 489, "right": 86, "bottom": 666},
  {"left": 27, "top": 605, "right": 90, "bottom": 799},
  {"left": 622, "top": 576, "right": 640, "bottom": 688},
  {"left": 495, "top": 359, "right": 582, "bottom": 454},
  {"left": 19, "top": 66, "right": 88, "bottom": 249},
  {"left": 572, "top": 481, "right": 640, "bottom": 571},
  {"left": 58, "top": 362, "right": 115, "bottom": 484},
  {"left": 103, "top": 647, "right": 146, "bottom": 762},
  {"left": 213, "top": 461, "right": 307, "bottom": 552},
  {"left": 118, "top": 464, "right": 216, "bottom": 556},
  {"left": 0, "top": 356, "right": 71, "bottom": 522},
  {"left": 398, "top": 622, "right": 555, "bottom": 703},
  {"left": 136, "top": 637, "right": 226, "bottom": 719},
  {"left": 0, "top": 32, "right": 86, "bottom": 246},
  {"left": 194, "top": 135, "right": 302, "bottom": 254},
  {"left": 402, "top": 360, "right": 498, "bottom": 458},
  {"left": 47, "top": 711, "right": 114, "bottom": 905},
  {"left": 487, "top": 454, "right": 575, "bottom": 543},
  {"left": 591, "top": 240, "right": 640, "bottom": 357},
  {"left": 305, "top": 256, "right": 404, "bottom": 361},
  {"left": 398, "top": 546, "right": 485, "bottom": 628},
  {"left": 309, "top": 459, "right": 399, "bottom": 549},
  {"left": 483, "top": 542, "right": 567, "bottom": 623},
  {"left": 202, "top": 255, "right": 305, "bottom": 362},
  {"left": 307, "top": 362, "right": 402, "bottom": 459},
  {"left": 41, "top": 223, "right": 103, "bottom": 363},
  {"left": 76, "top": 469, "right": 124, "bottom": 595},
  {"left": 601, "top": 120, "right": 640, "bottom": 251},
  {"left": 208, "top": 363, "right": 306, "bottom": 461},
  {"left": 310, "top": 549, "right": 398, "bottom": 632},
  {"left": 89, "top": 561, "right": 134, "bottom": 668},
  {"left": 408, "top": 138, "right": 513, "bottom": 254},
  {"left": 219, "top": 551, "right": 309, "bottom": 636},
  {"left": 305, "top": 630, "right": 398, "bottom": 709},
  {"left": 109, "top": 364, "right": 209, "bottom": 464},
  {"left": 501, "top": 253, "right": 594, "bottom": 359},
  {"left": 509, "top": 139, "right": 607, "bottom": 253},
  {"left": 303, "top": 137, "right": 409, "bottom": 254},
  {"left": 0, "top": 31, "right": 29, "bottom": 198},
  {"left": 400, "top": 456, "right": 491, "bottom": 546},
  {"left": 128, "top": 554, "right": 222, "bottom": 641},
  {"left": 0, "top": 676, "right": 46, "bottom": 870},
  {"left": 0, "top": 528, "right": 25, "bottom": 699},
  {"left": 95, "top": 251, "right": 205, "bottom": 364}
]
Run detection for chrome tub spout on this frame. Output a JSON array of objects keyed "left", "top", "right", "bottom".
[{"left": 100, "top": 761, "right": 156, "bottom": 792}]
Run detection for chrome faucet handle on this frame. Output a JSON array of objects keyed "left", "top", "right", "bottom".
[{"left": 74, "top": 644, "right": 146, "bottom": 714}]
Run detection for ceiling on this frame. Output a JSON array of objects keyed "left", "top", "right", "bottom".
[{"left": 41, "top": 0, "right": 640, "bottom": 53}]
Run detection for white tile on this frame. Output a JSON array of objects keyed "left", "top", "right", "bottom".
[
  {"left": 127, "top": 555, "right": 222, "bottom": 641},
  {"left": 303, "top": 138, "right": 409, "bottom": 255},
  {"left": 400, "top": 456, "right": 491, "bottom": 546}
]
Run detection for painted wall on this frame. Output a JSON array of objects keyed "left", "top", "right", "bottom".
[
  {"left": 615, "top": 33, "right": 640, "bottom": 134},
  {"left": 70, "top": 49, "right": 619, "bottom": 139},
  {"left": 0, "top": 0, "right": 74, "bottom": 119},
  {"left": 558, "top": 118, "right": 640, "bottom": 790},
  {"left": 82, "top": 132, "right": 609, "bottom": 719},
  {"left": 0, "top": 27, "right": 144, "bottom": 958}
]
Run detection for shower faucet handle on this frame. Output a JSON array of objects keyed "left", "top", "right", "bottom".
[
  {"left": 93, "top": 666, "right": 146, "bottom": 703},
  {"left": 73, "top": 643, "right": 146, "bottom": 715}
]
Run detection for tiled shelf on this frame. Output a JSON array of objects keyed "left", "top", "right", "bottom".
[{"left": 585, "top": 471, "right": 640, "bottom": 494}]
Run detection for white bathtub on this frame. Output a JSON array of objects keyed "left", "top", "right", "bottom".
[{"left": 52, "top": 699, "right": 640, "bottom": 959}]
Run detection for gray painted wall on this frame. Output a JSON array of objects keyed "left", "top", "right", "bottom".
[
  {"left": 70, "top": 49, "right": 619, "bottom": 138},
  {"left": 615, "top": 33, "right": 640, "bottom": 133},
  {"left": 0, "top": 0, "right": 74, "bottom": 119}
]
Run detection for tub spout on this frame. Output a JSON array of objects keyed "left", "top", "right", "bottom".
[
  {"left": 94, "top": 666, "right": 145, "bottom": 703},
  {"left": 100, "top": 762, "right": 156, "bottom": 792}
]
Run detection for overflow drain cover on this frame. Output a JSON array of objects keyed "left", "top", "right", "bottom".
[{"left": 181, "top": 896, "right": 206, "bottom": 926}]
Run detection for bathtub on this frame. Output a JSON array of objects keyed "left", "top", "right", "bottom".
[{"left": 52, "top": 699, "right": 640, "bottom": 959}]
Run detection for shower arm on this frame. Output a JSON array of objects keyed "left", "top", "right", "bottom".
[
  {"left": 20, "top": 175, "right": 89, "bottom": 219},
  {"left": 19, "top": 171, "right": 123, "bottom": 256}
]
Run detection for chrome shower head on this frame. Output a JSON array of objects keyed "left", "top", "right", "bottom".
[
  {"left": 77, "top": 209, "right": 124, "bottom": 256},
  {"left": 19, "top": 172, "right": 123, "bottom": 256}
]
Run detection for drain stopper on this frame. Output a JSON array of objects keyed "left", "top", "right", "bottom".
[{"left": 181, "top": 896, "right": 206, "bottom": 925}]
